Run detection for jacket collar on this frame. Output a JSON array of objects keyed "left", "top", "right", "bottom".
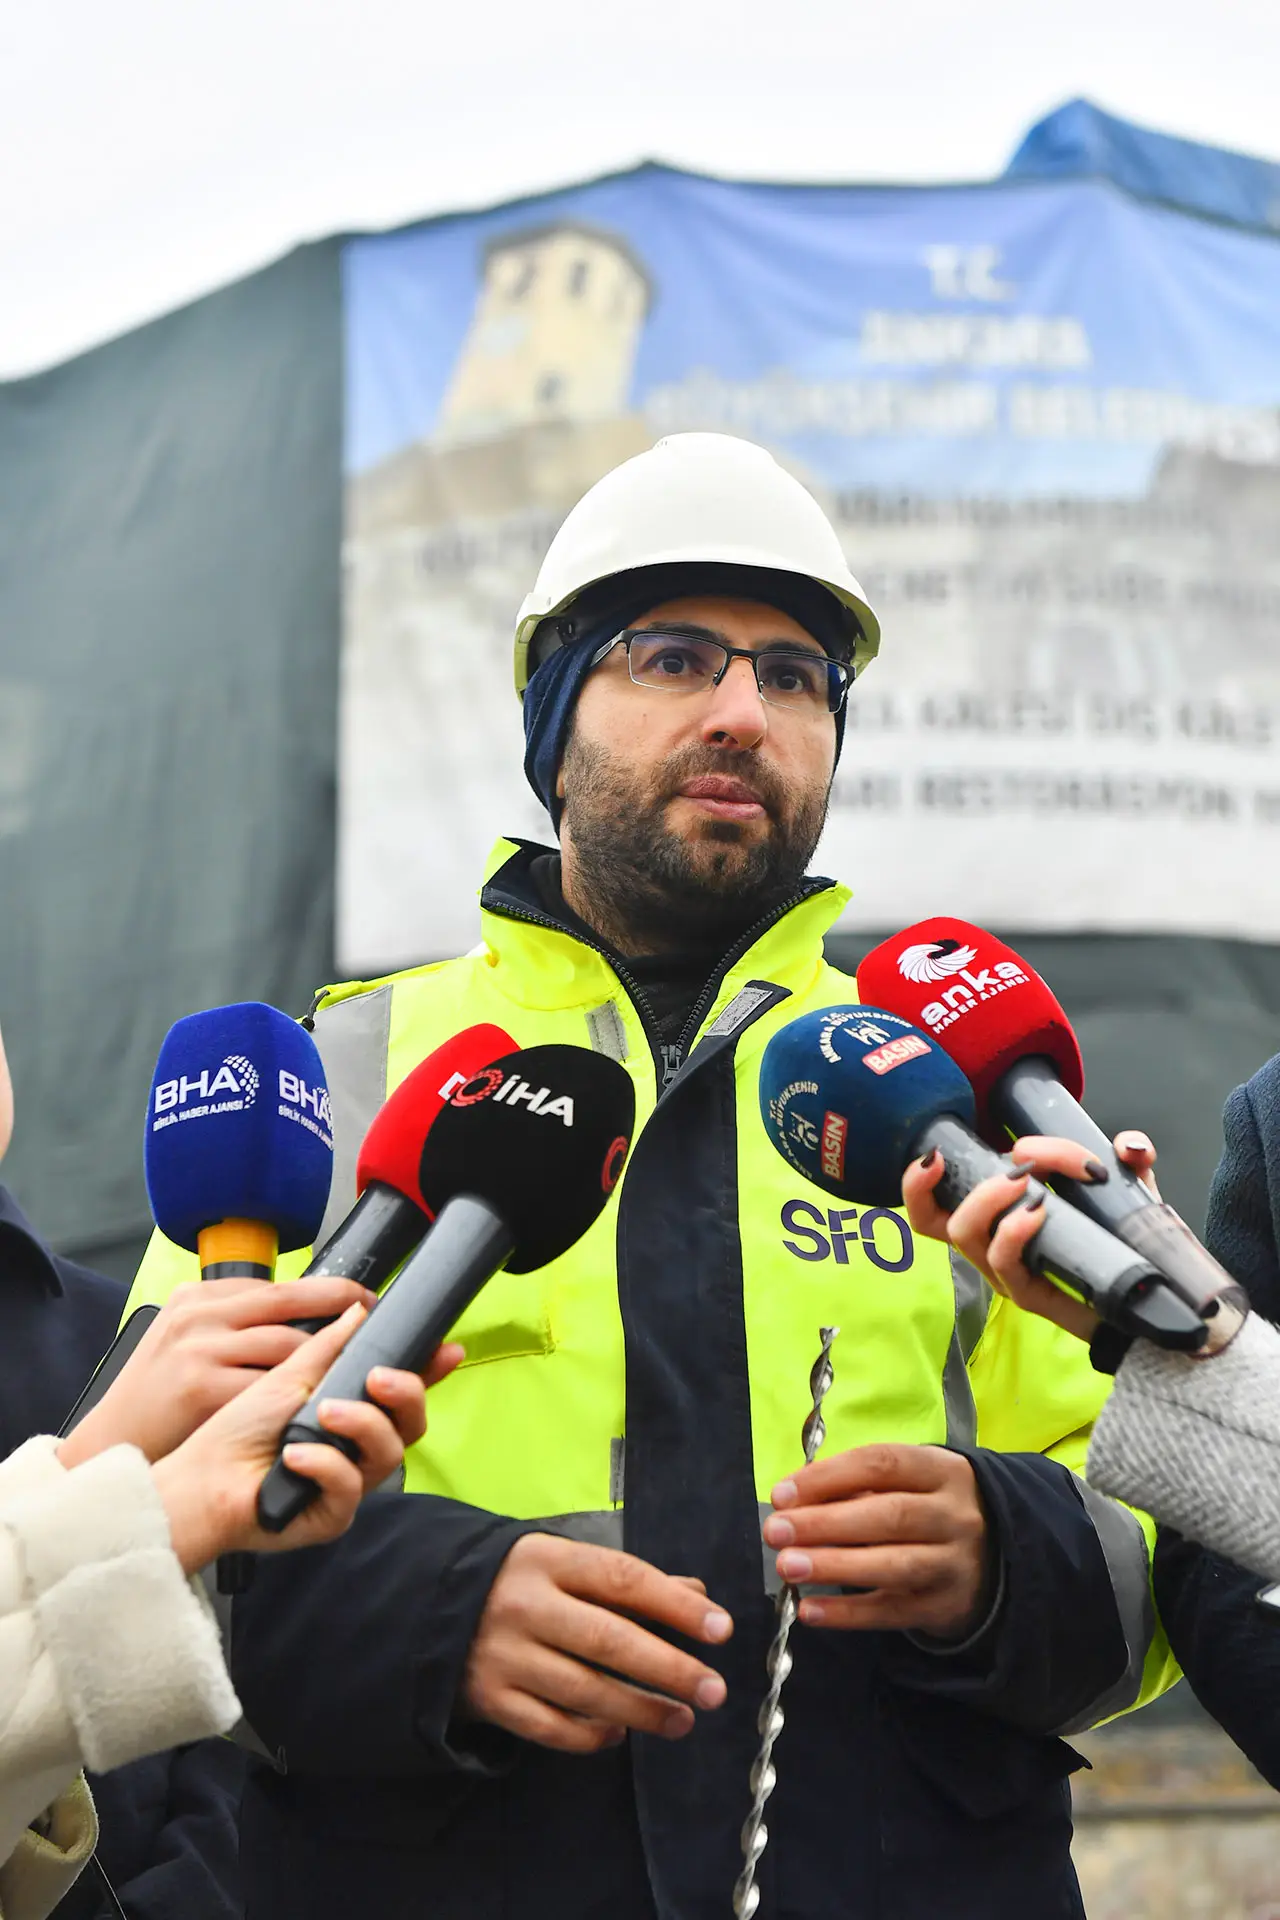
[
  {"left": 0, "top": 1184, "right": 64, "bottom": 1296},
  {"left": 476, "top": 837, "right": 851, "bottom": 1013}
]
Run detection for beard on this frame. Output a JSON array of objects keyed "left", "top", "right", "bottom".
[{"left": 558, "top": 730, "right": 831, "bottom": 954}]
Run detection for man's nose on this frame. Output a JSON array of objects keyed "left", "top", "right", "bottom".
[{"left": 699, "top": 656, "right": 767, "bottom": 750}]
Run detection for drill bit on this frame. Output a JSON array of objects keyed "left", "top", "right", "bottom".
[{"left": 732, "top": 1325, "right": 839, "bottom": 1920}]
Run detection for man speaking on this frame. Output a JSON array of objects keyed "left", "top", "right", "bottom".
[{"left": 129, "top": 433, "right": 1175, "bottom": 1920}]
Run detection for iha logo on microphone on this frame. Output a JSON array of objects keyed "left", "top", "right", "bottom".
[
  {"left": 151, "top": 1055, "right": 261, "bottom": 1130},
  {"left": 277, "top": 1070, "right": 334, "bottom": 1148},
  {"left": 898, "top": 942, "right": 1029, "bottom": 1035},
  {"left": 443, "top": 1068, "right": 576, "bottom": 1126},
  {"left": 601, "top": 1136, "right": 629, "bottom": 1193}
]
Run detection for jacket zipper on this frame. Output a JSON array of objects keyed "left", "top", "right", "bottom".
[
  {"left": 480, "top": 897, "right": 669, "bottom": 1080},
  {"left": 483, "top": 879, "right": 829, "bottom": 1093},
  {"left": 665, "top": 882, "right": 822, "bottom": 1074}
]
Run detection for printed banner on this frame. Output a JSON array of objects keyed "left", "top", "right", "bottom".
[{"left": 341, "top": 167, "right": 1280, "bottom": 971}]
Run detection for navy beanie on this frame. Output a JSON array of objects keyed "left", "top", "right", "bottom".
[{"left": 521, "top": 563, "right": 855, "bottom": 827}]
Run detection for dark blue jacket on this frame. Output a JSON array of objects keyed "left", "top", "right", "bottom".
[
  {"left": 0, "top": 1184, "right": 245, "bottom": 1920},
  {"left": 1154, "top": 1060, "right": 1280, "bottom": 1786},
  {"left": 223, "top": 865, "right": 1155, "bottom": 1920}
]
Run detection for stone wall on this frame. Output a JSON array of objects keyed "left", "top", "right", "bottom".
[{"left": 1073, "top": 1717, "right": 1280, "bottom": 1918}]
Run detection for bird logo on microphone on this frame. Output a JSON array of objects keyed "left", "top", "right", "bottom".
[{"left": 896, "top": 940, "right": 978, "bottom": 985}]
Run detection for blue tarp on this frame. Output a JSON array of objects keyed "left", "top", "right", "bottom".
[{"left": 1007, "top": 98, "right": 1280, "bottom": 236}]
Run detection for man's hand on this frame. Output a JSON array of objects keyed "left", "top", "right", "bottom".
[
  {"left": 57, "top": 1274, "right": 381, "bottom": 1468},
  {"left": 462, "top": 1535, "right": 734, "bottom": 1753},
  {"left": 762, "top": 1444, "right": 993, "bottom": 1640}
]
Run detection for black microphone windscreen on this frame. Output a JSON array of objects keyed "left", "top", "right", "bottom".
[{"left": 417, "top": 1044, "right": 634, "bottom": 1272}]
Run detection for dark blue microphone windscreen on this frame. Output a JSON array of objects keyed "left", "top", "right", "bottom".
[
  {"left": 759, "top": 1005, "right": 976, "bottom": 1205},
  {"left": 144, "top": 1002, "right": 333, "bottom": 1252}
]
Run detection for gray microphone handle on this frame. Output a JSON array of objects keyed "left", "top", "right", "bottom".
[
  {"left": 921, "top": 1114, "right": 1206, "bottom": 1351},
  {"left": 994, "top": 1056, "right": 1247, "bottom": 1321}
]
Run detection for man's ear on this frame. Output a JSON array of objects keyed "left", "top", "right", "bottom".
[{"left": 555, "top": 762, "right": 566, "bottom": 802}]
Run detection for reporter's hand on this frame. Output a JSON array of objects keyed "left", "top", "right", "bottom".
[
  {"left": 462, "top": 1535, "right": 734, "bottom": 1753},
  {"left": 150, "top": 1304, "right": 464, "bottom": 1569},
  {"left": 900, "top": 1129, "right": 1161, "bottom": 1343},
  {"left": 763, "top": 1444, "right": 993, "bottom": 1639},
  {"left": 57, "top": 1274, "right": 381, "bottom": 1469}
]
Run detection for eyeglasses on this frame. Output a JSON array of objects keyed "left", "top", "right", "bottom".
[{"left": 589, "top": 628, "right": 852, "bottom": 715}]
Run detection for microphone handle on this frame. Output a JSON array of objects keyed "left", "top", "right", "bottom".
[
  {"left": 919, "top": 1114, "right": 1206, "bottom": 1350},
  {"left": 993, "top": 1055, "right": 1153, "bottom": 1216},
  {"left": 256, "top": 1193, "right": 514, "bottom": 1534},
  {"left": 992, "top": 1058, "right": 1246, "bottom": 1320},
  {"left": 288, "top": 1181, "right": 431, "bottom": 1333},
  {"left": 58, "top": 1306, "right": 160, "bottom": 1436},
  {"left": 197, "top": 1242, "right": 279, "bottom": 1594}
]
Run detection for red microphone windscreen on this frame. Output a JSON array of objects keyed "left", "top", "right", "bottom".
[
  {"left": 356, "top": 1024, "right": 517, "bottom": 1209},
  {"left": 857, "top": 919, "right": 1084, "bottom": 1140}
]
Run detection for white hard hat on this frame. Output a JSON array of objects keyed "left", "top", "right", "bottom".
[{"left": 513, "top": 432, "right": 880, "bottom": 695}]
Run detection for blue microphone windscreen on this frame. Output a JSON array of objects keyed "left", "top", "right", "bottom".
[
  {"left": 759, "top": 1005, "right": 976, "bottom": 1205},
  {"left": 145, "top": 1002, "right": 333, "bottom": 1252}
]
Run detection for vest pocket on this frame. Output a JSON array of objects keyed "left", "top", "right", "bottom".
[
  {"left": 886, "top": 1687, "right": 1086, "bottom": 1819},
  {"left": 448, "top": 1268, "right": 555, "bottom": 1367}
]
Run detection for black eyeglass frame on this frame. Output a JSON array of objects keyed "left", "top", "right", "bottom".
[{"left": 587, "top": 628, "right": 854, "bottom": 715}]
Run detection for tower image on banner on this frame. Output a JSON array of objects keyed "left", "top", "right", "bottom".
[{"left": 436, "top": 224, "right": 651, "bottom": 446}]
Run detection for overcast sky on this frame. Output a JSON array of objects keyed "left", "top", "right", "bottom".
[{"left": 4, "top": 0, "right": 1280, "bottom": 379}]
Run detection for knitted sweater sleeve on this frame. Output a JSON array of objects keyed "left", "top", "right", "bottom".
[{"left": 1087, "top": 1313, "right": 1280, "bottom": 1583}]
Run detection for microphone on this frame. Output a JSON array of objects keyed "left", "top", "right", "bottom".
[
  {"left": 858, "top": 920, "right": 1247, "bottom": 1329},
  {"left": 289, "top": 1023, "right": 517, "bottom": 1316},
  {"left": 255, "top": 1042, "right": 635, "bottom": 1532},
  {"left": 141, "top": 1002, "right": 335, "bottom": 1592},
  {"left": 758, "top": 1004, "right": 1207, "bottom": 1350},
  {"left": 146, "top": 1002, "right": 335, "bottom": 1280}
]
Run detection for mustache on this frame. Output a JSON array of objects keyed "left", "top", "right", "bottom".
[{"left": 656, "top": 746, "right": 788, "bottom": 820}]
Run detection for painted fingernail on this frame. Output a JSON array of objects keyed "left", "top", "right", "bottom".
[
  {"left": 919, "top": 1148, "right": 938, "bottom": 1170},
  {"left": 662, "top": 1708, "right": 693, "bottom": 1738},
  {"left": 1119, "top": 1133, "right": 1153, "bottom": 1156},
  {"left": 696, "top": 1674, "right": 726, "bottom": 1709},
  {"left": 1083, "top": 1158, "right": 1110, "bottom": 1184},
  {"left": 800, "top": 1600, "right": 825, "bottom": 1624},
  {"left": 772, "top": 1479, "right": 798, "bottom": 1509},
  {"left": 1021, "top": 1191, "right": 1045, "bottom": 1213},
  {"left": 779, "top": 1550, "right": 813, "bottom": 1581},
  {"left": 763, "top": 1516, "right": 794, "bottom": 1547},
  {"left": 702, "top": 1609, "right": 733, "bottom": 1643},
  {"left": 1008, "top": 1161, "right": 1035, "bottom": 1178}
]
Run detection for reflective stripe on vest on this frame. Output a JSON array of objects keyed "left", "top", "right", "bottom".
[
  {"left": 305, "top": 940, "right": 968, "bottom": 1526},
  {"left": 121, "top": 854, "right": 1175, "bottom": 1719}
]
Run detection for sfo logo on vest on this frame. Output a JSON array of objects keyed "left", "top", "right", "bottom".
[{"left": 780, "top": 1198, "right": 916, "bottom": 1270}]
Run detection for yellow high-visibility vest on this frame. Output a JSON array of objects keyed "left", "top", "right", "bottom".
[{"left": 127, "top": 837, "right": 1176, "bottom": 1716}]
